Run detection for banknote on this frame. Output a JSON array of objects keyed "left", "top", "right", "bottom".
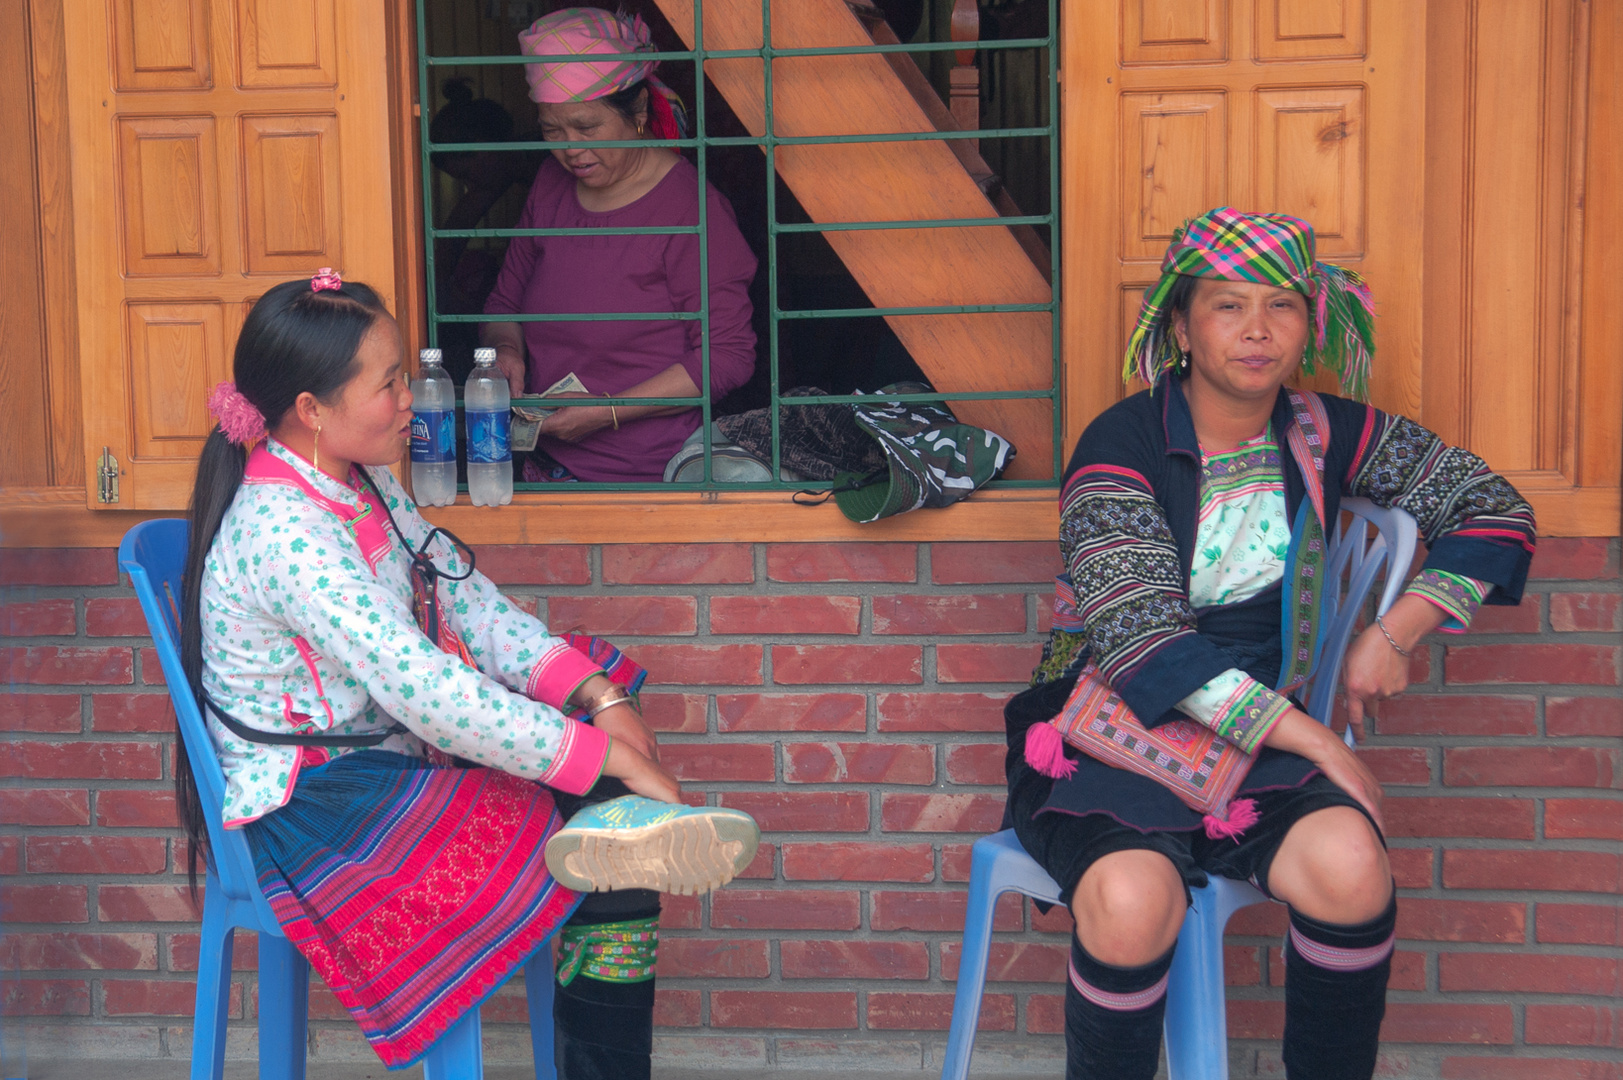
[{"left": 510, "top": 372, "right": 590, "bottom": 452}]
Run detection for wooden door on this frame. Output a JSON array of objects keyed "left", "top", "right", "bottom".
[
  {"left": 62, "top": 0, "right": 396, "bottom": 509},
  {"left": 1422, "top": 0, "right": 1618, "bottom": 535},
  {"left": 1062, "top": 0, "right": 1426, "bottom": 447}
]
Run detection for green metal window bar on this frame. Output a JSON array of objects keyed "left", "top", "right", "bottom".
[{"left": 414, "top": 0, "right": 1061, "bottom": 493}]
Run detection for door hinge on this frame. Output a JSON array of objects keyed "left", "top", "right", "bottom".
[{"left": 97, "top": 446, "right": 120, "bottom": 504}]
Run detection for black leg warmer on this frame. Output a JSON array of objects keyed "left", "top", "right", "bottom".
[
  {"left": 1281, "top": 892, "right": 1397, "bottom": 1080},
  {"left": 553, "top": 888, "right": 661, "bottom": 1080},
  {"left": 552, "top": 777, "right": 660, "bottom": 1080},
  {"left": 1063, "top": 936, "right": 1175, "bottom": 1080}
]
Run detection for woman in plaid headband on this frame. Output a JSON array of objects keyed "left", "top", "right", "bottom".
[
  {"left": 1004, "top": 207, "right": 1535, "bottom": 1079},
  {"left": 1124, "top": 205, "right": 1377, "bottom": 398},
  {"left": 480, "top": 7, "right": 758, "bottom": 487}
]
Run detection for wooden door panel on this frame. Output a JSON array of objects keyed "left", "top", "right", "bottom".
[
  {"left": 1255, "top": 0, "right": 1365, "bottom": 61},
  {"left": 127, "top": 301, "right": 226, "bottom": 458},
  {"left": 66, "top": 0, "right": 394, "bottom": 509},
  {"left": 1122, "top": 92, "right": 1228, "bottom": 262},
  {"left": 1122, "top": 0, "right": 1228, "bottom": 65},
  {"left": 1254, "top": 86, "right": 1364, "bottom": 257},
  {"left": 117, "top": 116, "right": 221, "bottom": 276},
  {"left": 236, "top": 0, "right": 337, "bottom": 88},
  {"left": 1071, "top": 0, "right": 1616, "bottom": 533},
  {"left": 112, "top": 0, "right": 212, "bottom": 90},
  {"left": 1067, "top": 0, "right": 1425, "bottom": 456},
  {"left": 240, "top": 113, "right": 340, "bottom": 272},
  {"left": 1454, "top": 0, "right": 1561, "bottom": 474}
]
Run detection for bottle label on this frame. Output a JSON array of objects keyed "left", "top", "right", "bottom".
[
  {"left": 410, "top": 410, "right": 455, "bottom": 463},
  {"left": 465, "top": 408, "right": 512, "bottom": 464}
]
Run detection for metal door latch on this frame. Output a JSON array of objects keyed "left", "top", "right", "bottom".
[{"left": 97, "top": 446, "right": 120, "bottom": 504}]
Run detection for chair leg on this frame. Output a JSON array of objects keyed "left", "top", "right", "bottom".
[
  {"left": 255, "top": 932, "right": 309, "bottom": 1080},
  {"left": 1164, "top": 881, "right": 1267, "bottom": 1080},
  {"left": 189, "top": 891, "right": 235, "bottom": 1080},
  {"left": 940, "top": 877, "right": 1004, "bottom": 1080},
  {"left": 1163, "top": 886, "right": 1231, "bottom": 1080},
  {"left": 523, "top": 947, "right": 556, "bottom": 1080},
  {"left": 422, "top": 1008, "right": 484, "bottom": 1080}
]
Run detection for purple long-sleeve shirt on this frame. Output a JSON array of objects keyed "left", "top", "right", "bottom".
[{"left": 483, "top": 156, "right": 758, "bottom": 482}]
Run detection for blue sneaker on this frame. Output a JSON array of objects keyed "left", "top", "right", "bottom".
[{"left": 544, "top": 796, "right": 760, "bottom": 896}]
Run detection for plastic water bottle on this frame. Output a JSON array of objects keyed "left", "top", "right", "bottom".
[
  {"left": 409, "top": 348, "right": 457, "bottom": 506},
  {"left": 464, "top": 347, "right": 513, "bottom": 506}
]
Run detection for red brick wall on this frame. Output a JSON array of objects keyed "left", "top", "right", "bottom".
[{"left": 2, "top": 539, "right": 1619, "bottom": 1075}]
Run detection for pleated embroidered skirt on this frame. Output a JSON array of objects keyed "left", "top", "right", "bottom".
[{"left": 243, "top": 750, "right": 582, "bottom": 1068}]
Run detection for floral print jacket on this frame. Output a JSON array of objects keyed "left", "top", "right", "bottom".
[{"left": 201, "top": 439, "right": 608, "bottom": 827}]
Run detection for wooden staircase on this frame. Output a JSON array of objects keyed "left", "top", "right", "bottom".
[{"left": 656, "top": 0, "right": 1055, "bottom": 479}]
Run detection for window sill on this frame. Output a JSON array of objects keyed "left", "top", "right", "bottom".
[
  {"left": 418, "top": 487, "right": 1061, "bottom": 543},
  {"left": 0, "top": 485, "right": 1060, "bottom": 546},
  {"left": 5, "top": 485, "right": 1616, "bottom": 547}
]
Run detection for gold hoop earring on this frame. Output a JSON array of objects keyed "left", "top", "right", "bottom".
[{"left": 313, "top": 424, "right": 321, "bottom": 473}]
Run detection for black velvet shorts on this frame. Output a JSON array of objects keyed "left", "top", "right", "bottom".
[{"left": 1006, "top": 757, "right": 1381, "bottom": 908}]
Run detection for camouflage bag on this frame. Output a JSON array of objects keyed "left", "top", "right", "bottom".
[{"left": 831, "top": 382, "right": 1016, "bottom": 523}]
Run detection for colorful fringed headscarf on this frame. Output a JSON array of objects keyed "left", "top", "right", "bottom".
[
  {"left": 519, "top": 7, "right": 688, "bottom": 140},
  {"left": 1122, "top": 207, "right": 1376, "bottom": 399}
]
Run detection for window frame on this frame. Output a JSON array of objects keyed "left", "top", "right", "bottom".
[{"left": 399, "top": 0, "right": 1066, "bottom": 540}]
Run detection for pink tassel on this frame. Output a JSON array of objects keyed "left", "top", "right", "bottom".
[
  {"left": 1202, "top": 798, "right": 1260, "bottom": 841},
  {"left": 1024, "top": 722, "right": 1077, "bottom": 780},
  {"left": 207, "top": 381, "right": 268, "bottom": 448}
]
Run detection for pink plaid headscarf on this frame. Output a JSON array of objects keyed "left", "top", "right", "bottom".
[{"left": 519, "top": 8, "right": 686, "bottom": 138}]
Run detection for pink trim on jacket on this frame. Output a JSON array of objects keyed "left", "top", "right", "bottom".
[
  {"left": 526, "top": 642, "right": 604, "bottom": 711},
  {"left": 536, "top": 718, "right": 611, "bottom": 795}
]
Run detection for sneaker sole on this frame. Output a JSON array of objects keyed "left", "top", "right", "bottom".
[{"left": 544, "top": 811, "right": 760, "bottom": 896}]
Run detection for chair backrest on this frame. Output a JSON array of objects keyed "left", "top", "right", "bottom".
[
  {"left": 1305, "top": 497, "right": 1419, "bottom": 732},
  {"left": 117, "top": 519, "right": 277, "bottom": 924}
]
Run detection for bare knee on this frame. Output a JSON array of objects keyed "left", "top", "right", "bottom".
[
  {"left": 1269, "top": 807, "right": 1392, "bottom": 924},
  {"left": 1070, "top": 849, "right": 1186, "bottom": 967}
]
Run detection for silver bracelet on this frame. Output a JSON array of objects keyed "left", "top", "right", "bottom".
[
  {"left": 1374, "top": 614, "right": 1412, "bottom": 658},
  {"left": 584, "top": 685, "right": 633, "bottom": 719}
]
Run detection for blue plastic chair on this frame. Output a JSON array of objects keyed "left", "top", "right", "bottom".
[
  {"left": 941, "top": 498, "right": 1417, "bottom": 1080},
  {"left": 119, "top": 519, "right": 560, "bottom": 1080}
]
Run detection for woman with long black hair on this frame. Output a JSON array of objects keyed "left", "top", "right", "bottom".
[{"left": 178, "top": 270, "right": 757, "bottom": 1076}]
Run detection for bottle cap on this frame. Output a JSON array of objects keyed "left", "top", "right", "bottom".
[
  {"left": 419, "top": 348, "right": 443, "bottom": 364},
  {"left": 474, "top": 347, "right": 496, "bottom": 365}
]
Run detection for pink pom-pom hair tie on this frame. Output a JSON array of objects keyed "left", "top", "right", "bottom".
[
  {"left": 207, "top": 382, "right": 268, "bottom": 449},
  {"left": 310, "top": 267, "right": 342, "bottom": 292}
]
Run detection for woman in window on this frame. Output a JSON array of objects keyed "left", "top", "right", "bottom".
[
  {"left": 1007, "top": 208, "right": 1535, "bottom": 1080},
  {"left": 182, "top": 273, "right": 758, "bottom": 1076},
  {"left": 480, "top": 8, "right": 758, "bottom": 483}
]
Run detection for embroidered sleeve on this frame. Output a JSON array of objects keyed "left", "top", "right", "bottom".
[
  {"left": 1175, "top": 668, "right": 1293, "bottom": 753},
  {"left": 1402, "top": 570, "right": 1489, "bottom": 632},
  {"left": 374, "top": 472, "right": 605, "bottom": 711},
  {"left": 1348, "top": 413, "right": 1536, "bottom": 600},
  {"left": 249, "top": 508, "right": 609, "bottom": 794},
  {"left": 1061, "top": 465, "right": 1199, "bottom": 687},
  {"left": 1055, "top": 463, "right": 1238, "bottom": 722}
]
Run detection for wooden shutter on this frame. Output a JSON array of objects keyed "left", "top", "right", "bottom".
[
  {"left": 62, "top": 0, "right": 396, "bottom": 509},
  {"left": 1420, "top": 0, "right": 1620, "bottom": 535},
  {"left": 1063, "top": 0, "right": 1426, "bottom": 437},
  {"left": 1062, "top": 0, "right": 1619, "bottom": 535}
]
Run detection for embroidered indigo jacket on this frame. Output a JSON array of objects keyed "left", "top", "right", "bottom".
[{"left": 1030, "top": 379, "right": 1536, "bottom": 738}]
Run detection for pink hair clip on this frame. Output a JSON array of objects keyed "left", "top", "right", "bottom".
[
  {"left": 207, "top": 381, "right": 268, "bottom": 448},
  {"left": 311, "top": 267, "right": 343, "bottom": 292}
]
